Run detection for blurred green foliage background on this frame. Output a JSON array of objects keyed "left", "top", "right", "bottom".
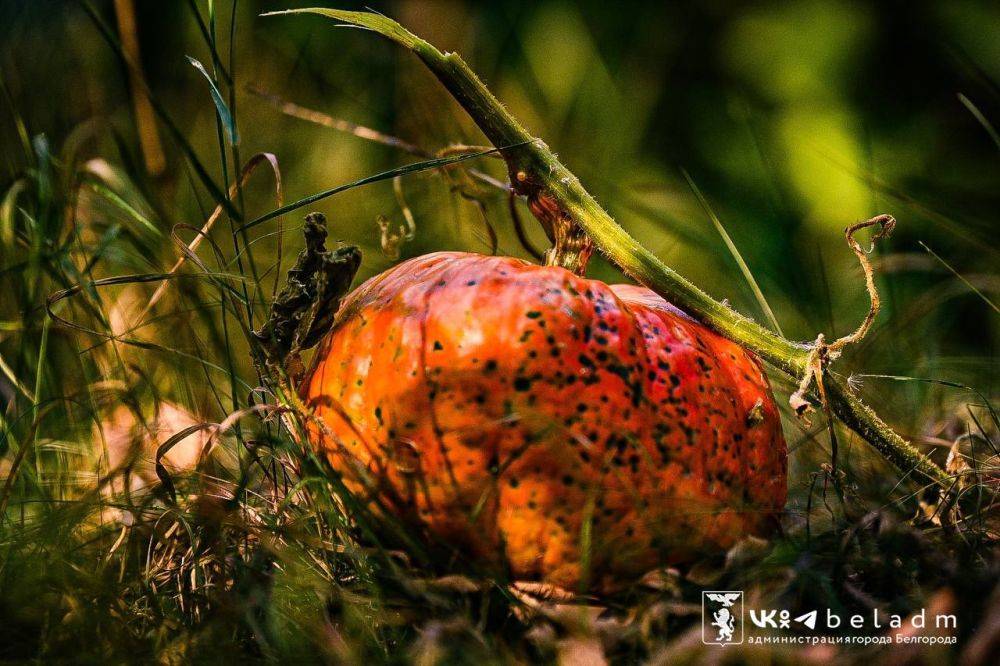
[
  {"left": 1, "top": 0, "right": 998, "bottom": 505},
  {"left": 0, "top": 1, "right": 998, "bottom": 661}
]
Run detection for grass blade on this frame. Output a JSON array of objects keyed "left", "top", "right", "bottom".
[
  {"left": 851, "top": 373, "right": 999, "bottom": 453},
  {"left": 184, "top": 0, "right": 233, "bottom": 84},
  {"left": 958, "top": 93, "right": 1000, "bottom": 152},
  {"left": 919, "top": 241, "right": 999, "bottom": 315},
  {"left": 187, "top": 56, "right": 239, "bottom": 146},
  {"left": 682, "top": 168, "right": 784, "bottom": 335},
  {"left": 238, "top": 146, "right": 507, "bottom": 232},
  {"left": 81, "top": 1, "right": 240, "bottom": 220}
]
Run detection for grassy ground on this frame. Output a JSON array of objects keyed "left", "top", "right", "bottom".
[{"left": 1, "top": 1, "right": 998, "bottom": 663}]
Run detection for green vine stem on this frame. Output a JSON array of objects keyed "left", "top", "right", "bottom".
[{"left": 265, "top": 9, "right": 950, "bottom": 489}]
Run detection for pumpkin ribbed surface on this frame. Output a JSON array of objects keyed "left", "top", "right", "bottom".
[{"left": 303, "top": 252, "right": 786, "bottom": 590}]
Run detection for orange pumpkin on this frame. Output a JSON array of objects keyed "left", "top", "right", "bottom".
[{"left": 303, "top": 252, "right": 786, "bottom": 590}]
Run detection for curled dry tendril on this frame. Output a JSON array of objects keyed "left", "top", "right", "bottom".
[{"left": 790, "top": 214, "right": 896, "bottom": 422}]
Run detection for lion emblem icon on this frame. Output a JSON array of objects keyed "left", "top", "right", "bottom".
[
  {"left": 712, "top": 607, "right": 736, "bottom": 642},
  {"left": 702, "top": 592, "right": 744, "bottom": 645}
]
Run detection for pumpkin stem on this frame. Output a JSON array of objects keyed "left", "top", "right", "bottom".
[
  {"left": 521, "top": 184, "right": 594, "bottom": 275},
  {"left": 544, "top": 216, "right": 594, "bottom": 275}
]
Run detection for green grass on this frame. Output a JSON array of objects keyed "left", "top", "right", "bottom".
[{"left": 1, "top": 2, "right": 997, "bottom": 663}]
